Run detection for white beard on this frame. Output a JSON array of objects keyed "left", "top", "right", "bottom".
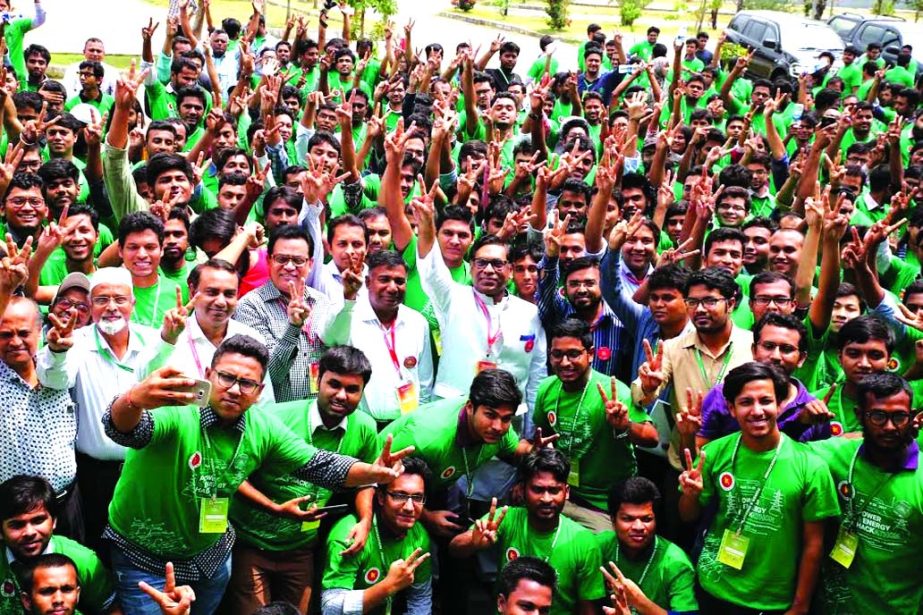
[{"left": 97, "top": 317, "right": 128, "bottom": 336}]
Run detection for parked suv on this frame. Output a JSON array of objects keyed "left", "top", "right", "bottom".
[
  {"left": 827, "top": 13, "right": 923, "bottom": 80},
  {"left": 726, "top": 11, "right": 845, "bottom": 82}
]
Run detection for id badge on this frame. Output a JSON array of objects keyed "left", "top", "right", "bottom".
[
  {"left": 716, "top": 529, "right": 749, "bottom": 570},
  {"left": 199, "top": 497, "right": 229, "bottom": 534},
  {"left": 476, "top": 359, "right": 498, "bottom": 373},
  {"left": 397, "top": 381, "right": 419, "bottom": 414},
  {"left": 301, "top": 519, "right": 321, "bottom": 532},
  {"left": 830, "top": 527, "right": 859, "bottom": 569},
  {"left": 309, "top": 362, "right": 320, "bottom": 394},
  {"left": 432, "top": 329, "right": 443, "bottom": 356},
  {"left": 567, "top": 462, "right": 580, "bottom": 487}
]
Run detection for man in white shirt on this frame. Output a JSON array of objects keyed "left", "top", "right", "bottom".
[
  {"left": 313, "top": 214, "right": 369, "bottom": 303},
  {"left": 165, "top": 258, "right": 275, "bottom": 405},
  {"left": 325, "top": 250, "right": 433, "bottom": 428},
  {"left": 61, "top": 38, "right": 118, "bottom": 98},
  {"left": 36, "top": 267, "right": 176, "bottom": 552}
]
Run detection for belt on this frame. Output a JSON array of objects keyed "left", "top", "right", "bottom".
[{"left": 55, "top": 480, "right": 77, "bottom": 503}]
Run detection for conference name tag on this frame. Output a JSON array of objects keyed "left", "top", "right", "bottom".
[
  {"left": 476, "top": 359, "right": 498, "bottom": 374},
  {"left": 397, "top": 381, "right": 419, "bottom": 414},
  {"left": 199, "top": 498, "right": 229, "bottom": 534},
  {"left": 301, "top": 519, "right": 321, "bottom": 532},
  {"left": 830, "top": 527, "right": 858, "bottom": 569},
  {"left": 309, "top": 363, "right": 320, "bottom": 394},
  {"left": 716, "top": 529, "right": 749, "bottom": 570}
]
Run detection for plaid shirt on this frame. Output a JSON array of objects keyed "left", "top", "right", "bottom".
[{"left": 235, "top": 281, "right": 346, "bottom": 402}]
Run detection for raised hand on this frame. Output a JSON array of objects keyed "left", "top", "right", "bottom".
[
  {"left": 678, "top": 448, "right": 705, "bottom": 498},
  {"left": 675, "top": 388, "right": 703, "bottom": 439},
  {"left": 46, "top": 312, "right": 77, "bottom": 353},
  {"left": 531, "top": 427, "right": 560, "bottom": 450},
  {"left": 341, "top": 254, "right": 364, "bottom": 301},
  {"left": 161, "top": 286, "right": 195, "bottom": 345},
  {"left": 141, "top": 17, "right": 160, "bottom": 40},
  {"left": 0, "top": 234, "right": 30, "bottom": 293},
  {"left": 598, "top": 376, "right": 630, "bottom": 431},
  {"left": 138, "top": 562, "right": 195, "bottom": 615},
  {"left": 286, "top": 280, "right": 310, "bottom": 328},
  {"left": 382, "top": 548, "right": 431, "bottom": 593},
  {"left": 600, "top": 561, "right": 645, "bottom": 614},
  {"left": 638, "top": 339, "right": 665, "bottom": 394},
  {"left": 471, "top": 497, "right": 508, "bottom": 549},
  {"left": 276, "top": 494, "right": 327, "bottom": 522},
  {"left": 116, "top": 60, "right": 151, "bottom": 111},
  {"left": 369, "top": 434, "right": 415, "bottom": 483},
  {"left": 543, "top": 211, "right": 571, "bottom": 259}
]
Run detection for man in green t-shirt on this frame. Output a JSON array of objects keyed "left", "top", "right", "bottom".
[
  {"left": 533, "top": 318, "right": 657, "bottom": 531},
  {"left": 450, "top": 448, "right": 606, "bottom": 615},
  {"left": 808, "top": 373, "right": 923, "bottom": 614},
  {"left": 228, "top": 346, "right": 380, "bottom": 614},
  {"left": 679, "top": 362, "right": 839, "bottom": 613},
  {"left": 19, "top": 554, "right": 82, "bottom": 615},
  {"left": 628, "top": 27, "right": 660, "bottom": 62},
  {"left": 321, "top": 457, "right": 433, "bottom": 615},
  {"left": 158, "top": 209, "right": 193, "bottom": 302},
  {"left": 0, "top": 476, "right": 118, "bottom": 615},
  {"left": 496, "top": 557, "right": 557, "bottom": 614},
  {"left": 117, "top": 211, "right": 181, "bottom": 329},
  {"left": 102, "top": 334, "right": 412, "bottom": 615},
  {"left": 596, "top": 477, "right": 698, "bottom": 614}
]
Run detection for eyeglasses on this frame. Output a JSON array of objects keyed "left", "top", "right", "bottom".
[
  {"left": 54, "top": 299, "right": 90, "bottom": 313},
  {"left": 473, "top": 258, "right": 507, "bottom": 270},
  {"left": 685, "top": 297, "right": 726, "bottom": 310},
  {"left": 386, "top": 491, "right": 426, "bottom": 505},
  {"left": 863, "top": 410, "right": 915, "bottom": 428},
  {"left": 6, "top": 197, "right": 43, "bottom": 208},
  {"left": 752, "top": 296, "right": 793, "bottom": 307},
  {"left": 214, "top": 370, "right": 261, "bottom": 394},
  {"left": 549, "top": 349, "right": 586, "bottom": 360},
  {"left": 757, "top": 341, "right": 799, "bottom": 355},
  {"left": 91, "top": 295, "right": 131, "bottom": 307},
  {"left": 271, "top": 254, "right": 309, "bottom": 267}
]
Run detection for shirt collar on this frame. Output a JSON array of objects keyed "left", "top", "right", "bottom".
[
  {"left": 6, "top": 538, "right": 52, "bottom": 564},
  {"left": 309, "top": 400, "right": 348, "bottom": 433},
  {"left": 859, "top": 440, "right": 920, "bottom": 471},
  {"left": 199, "top": 406, "right": 246, "bottom": 434},
  {"left": 455, "top": 404, "right": 477, "bottom": 447}
]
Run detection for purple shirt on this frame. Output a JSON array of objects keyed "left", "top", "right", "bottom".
[{"left": 699, "top": 379, "right": 832, "bottom": 442}]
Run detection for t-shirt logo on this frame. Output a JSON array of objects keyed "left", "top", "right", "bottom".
[
  {"left": 597, "top": 347, "right": 611, "bottom": 361},
  {"left": 547, "top": 411, "right": 557, "bottom": 426},
  {"left": 404, "top": 356, "right": 417, "bottom": 369},
  {"left": 830, "top": 422, "right": 844, "bottom": 437},
  {"left": 189, "top": 451, "right": 203, "bottom": 470},
  {"left": 506, "top": 547, "right": 520, "bottom": 561},
  {"left": 1, "top": 579, "right": 16, "bottom": 597},
  {"left": 441, "top": 466, "right": 456, "bottom": 480},
  {"left": 521, "top": 334, "right": 536, "bottom": 353},
  {"left": 837, "top": 480, "right": 853, "bottom": 500},
  {"left": 719, "top": 472, "right": 735, "bottom": 491},
  {"left": 364, "top": 568, "right": 381, "bottom": 584},
  {"left": 888, "top": 357, "right": 901, "bottom": 372}
]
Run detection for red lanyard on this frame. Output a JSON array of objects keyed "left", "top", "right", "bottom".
[
  {"left": 381, "top": 320, "right": 401, "bottom": 373},
  {"left": 188, "top": 335, "right": 205, "bottom": 378},
  {"left": 473, "top": 291, "right": 502, "bottom": 352}
]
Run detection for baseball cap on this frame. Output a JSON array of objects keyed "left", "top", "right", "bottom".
[{"left": 52, "top": 272, "right": 91, "bottom": 304}]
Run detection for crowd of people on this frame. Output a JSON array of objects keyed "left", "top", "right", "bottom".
[{"left": 0, "top": 0, "right": 922, "bottom": 613}]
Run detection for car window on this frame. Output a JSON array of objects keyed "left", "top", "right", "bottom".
[
  {"left": 729, "top": 15, "right": 750, "bottom": 32},
  {"left": 743, "top": 20, "right": 767, "bottom": 43},
  {"left": 882, "top": 28, "right": 900, "bottom": 48},
  {"left": 828, "top": 16, "right": 857, "bottom": 37},
  {"left": 858, "top": 24, "right": 887, "bottom": 47}
]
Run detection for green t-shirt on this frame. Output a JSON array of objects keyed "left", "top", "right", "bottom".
[
  {"left": 65, "top": 93, "right": 115, "bottom": 118},
  {"left": 696, "top": 433, "right": 840, "bottom": 610},
  {"left": 231, "top": 402, "right": 379, "bottom": 551},
  {"left": 401, "top": 234, "right": 471, "bottom": 334},
  {"left": 4, "top": 17, "right": 31, "bottom": 85},
  {"left": 595, "top": 533, "right": 698, "bottom": 612},
  {"left": 527, "top": 54, "right": 559, "bottom": 82},
  {"left": 812, "top": 382, "right": 858, "bottom": 437},
  {"left": 884, "top": 66, "right": 915, "bottom": 88},
  {"left": 532, "top": 370, "right": 649, "bottom": 510},
  {"left": 39, "top": 223, "right": 115, "bottom": 287},
  {"left": 808, "top": 437, "right": 923, "bottom": 614},
  {"left": 380, "top": 397, "right": 518, "bottom": 492},
  {"left": 160, "top": 259, "right": 196, "bottom": 303},
  {"left": 323, "top": 513, "right": 432, "bottom": 615},
  {"left": 108, "top": 404, "right": 317, "bottom": 559},
  {"left": 837, "top": 62, "right": 863, "bottom": 93},
  {"left": 628, "top": 41, "right": 655, "bottom": 61},
  {"left": 494, "top": 507, "right": 605, "bottom": 615},
  {"left": 0, "top": 535, "right": 115, "bottom": 615},
  {"left": 131, "top": 275, "right": 181, "bottom": 329}
]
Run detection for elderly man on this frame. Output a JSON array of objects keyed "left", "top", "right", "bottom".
[
  {"left": 62, "top": 37, "right": 118, "bottom": 98},
  {"left": 36, "top": 267, "right": 177, "bottom": 552}
]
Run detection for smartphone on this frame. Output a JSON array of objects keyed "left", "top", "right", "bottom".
[
  {"left": 545, "top": 42, "right": 558, "bottom": 55},
  {"left": 819, "top": 115, "right": 837, "bottom": 128},
  {"left": 314, "top": 504, "right": 350, "bottom": 514},
  {"left": 190, "top": 379, "right": 212, "bottom": 408},
  {"left": 619, "top": 64, "right": 632, "bottom": 74},
  {"left": 790, "top": 103, "right": 804, "bottom": 121}
]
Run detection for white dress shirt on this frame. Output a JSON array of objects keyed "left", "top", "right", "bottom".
[
  {"left": 36, "top": 323, "right": 175, "bottom": 461},
  {"left": 62, "top": 61, "right": 119, "bottom": 98},
  {"left": 417, "top": 246, "right": 547, "bottom": 409},
  {"left": 165, "top": 314, "right": 276, "bottom": 406},
  {"left": 326, "top": 297, "right": 434, "bottom": 422}
]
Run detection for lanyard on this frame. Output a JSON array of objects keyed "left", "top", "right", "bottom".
[
  {"left": 729, "top": 434, "right": 783, "bottom": 535},
  {"left": 473, "top": 291, "right": 502, "bottom": 355},
  {"left": 304, "top": 410, "right": 345, "bottom": 454},
  {"left": 146, "top": 279, "right": 163, "bottom": 328},
  {"left": 460, "top": 447, "right": 475, "bottom": 499},
  {"left": 554, "top": 379, "right": 591, "bottom": 460},
  {"left": 694, "top": 343, "right": 734, "bottom": 390},
  {"left": 93, "top": 327, "right": 136, "bottom": 373},
  {"left": 844, "top": 445, "right": 897, "bottom": 533},
  {"left": 380, "top": 320, "right": 401, "bottom": 374},
  {"left": 525, "top": 517, "right": 562, "bottom": 563},
  {"left": 373, "top": 516, "right": 399, "bottom": 615},
  {"left": 200, "top": 422, "right": 245, "bottom": 499},
  {"left": 188, "top": 334, "right": 205, "bottom": 378},
  {"left": 615, "top": 536, "right": 658, "bottom": 590}
]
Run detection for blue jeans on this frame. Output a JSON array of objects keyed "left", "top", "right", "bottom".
[{"left": 111, "top": 547, "right": 232, "bottom": 615}]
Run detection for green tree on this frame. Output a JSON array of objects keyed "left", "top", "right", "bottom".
[
  {"left": 619, "top": 0, "right": 646, "bottom": 26},
  {"left": 546, "top": 0, "right": 569, "bottom": 30}
]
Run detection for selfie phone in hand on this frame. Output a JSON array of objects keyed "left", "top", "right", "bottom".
[
  {"left": 191, "top": 379, "right": 212, "bottom": 408},
  {"left": 314, "top": 504, "right": 349, "bottom": 514}
]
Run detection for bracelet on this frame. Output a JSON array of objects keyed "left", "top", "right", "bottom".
[
  {"left": 126, "top": 387, "right": 140, "bottom": 411},
  {"left": 529, "top": 112, "right": 541, "bottom": 121}
]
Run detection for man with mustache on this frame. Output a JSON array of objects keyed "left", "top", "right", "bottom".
[{"left": 36, "top": 266, "right": 178, "bottom": 553}]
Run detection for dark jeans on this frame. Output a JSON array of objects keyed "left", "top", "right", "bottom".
[
  {"left": 76, "top": 452, "right": 123, "bottom": 559},
  {"left": 53, "top": 480, "right": 85, "bottom": 544},
  {"left": 697, "top": 587, "right": 786, "bottom": 615}
]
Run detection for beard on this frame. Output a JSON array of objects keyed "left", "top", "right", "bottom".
[{"left": 97, "top": 317, "right": 128, "bottom": 336}]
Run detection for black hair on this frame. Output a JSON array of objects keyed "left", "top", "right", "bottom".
[
  {"left": 753, "top": 312, "right": 807, "bottom": 353},
  {"left": 742, "top": 216, "right": 778, "bottom": 233},
  {"left": 647, "top": 264, "right": 690, "bottom": 293},
  {"left": 263, "top": 185, "right": 303, "bottom": 214},
  {"left": 837, "top": 315, "right": 895, "bottom": 353},
  {"left": 52, "top": 113, "right": 86, "bottom": 136},
  {"left": 3, "top": 172, "right": 43, "bottom": 201},
  {"left": 78, "top": 59, "right": 104, "bottom": 79},
  {"left": 549, "top": 317, "right": 593, "bottom": 350},
  {"left": 212, "top": 334, "right": 269, "bottom": 377},
  {"left": 561, "top": 255, "right": 599, "bottom": 283},
  {"left": 218, "top": 173, "right": 248, "bottom": 189},
  {"left": 24, "top": 43, "right": 50, "bottom": 63},
  {"left": 471, "top": 233, "right": 509, "bottom": 259},
  {"left": 469, "top": 368, "right": 523, "bottom": 410},
  {"left": 267, "top": 224, "right": 314, "bottom": 257},
  {"left": 251, "top": 603, "right": 302, "bottom": 615},
  {"left": 327, "top": 214, "right": 369, "bottom": 246},
  {"left": 318, "top": 345, "right": 373, "bottom": 385},
  {"left": 37, "top": 158, "right": 79, "bottom": 185},
  {"left": 117, "top": 211, "right": 164, "bottom": 247},
  {"left": 519, "top": 447, "right": 569, "bottom": 485},
  {"left": 749, "top": 271, "right": 794, "bottom": 299},
  {"left": 498, "top": 557, "right": 557, "bottom": 598},
  {"left": 704, "top": 227, "right": 746, "bottom": 256},
  {"left": 560, "top": 178, "right": 593, "bottom": 202},
  {"left": 63, "top": 203, "right": 99, "bottom": 231},
  {"left": 189, "top": 208, "right": 237, "bottom": 252},
  {"left": 607, "top": 476, "right": 661, "bottom": 519},
  {"left": 722, "top": 361, "right": 788, "bottom": 406},
  {"left": 436, "top": 205, "right": 474, "bottom": 232},
  {"left": 685, "top": 266, "right": 737, "bottom": 299},
  {"left": 365, "top": 249, "right": 407, "bottom": 274},
  {"left": 20, "top": 553, "right": 77, "bottom": 593},
  {"left": 0, "top": 475, "right": 57, "bottom": 521},
  {"left": 146, "top": 152, "right": 194, "bottom": 186},
  {"left": 717, "top": 164, "right": 752, "bottom": 190},
  {"left": 187, "top": 258, "right": 237, "bottom": 292},
  {"left": 857, "top": 372, "right": 913, "bottom": 412}
]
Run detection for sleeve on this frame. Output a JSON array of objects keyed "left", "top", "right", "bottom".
[
  {"left": 801, "top": 453, "right": 841, "bottom": 522},
  {"left": 697, "top": 386, "right": 728, "bottom": 440},
  {"left": 299, "top": 200, "right": 326, "bottom": 291},
  {"left": 156, "top": 52, "right": 173, "bottom": 84},
  {"left": 418, "top": 327, "right": 435, "bottom": 404},
  {"left": 102, "top": 142, "right": 149, "bottom": 221},
  {"left": 136, "top": 339, "right": 178, "bottom": 380},
  {"left": 666, "top": 551, "right": 699, "bottom": 612},
  {"left": 77, "top": 552, "right": 117, "bottom": 612},
  {"left": 599, "top": 251, "right": 642, "bottom": 330},
  {"left": 621, "top": 381, "right": 649, "bottom": 423},
  {"left": 265, "top": 142, "right": 291, "bottom": 185},
  {"left": 536, "top": 256, "right": 566, "bottom": 328},
  {"left": 292, "top": 449, "right": 358, "bottom": 490},
  {"left": 575, "top": 532, "right": 606, "bottom": 601},
  {"left": 498, "top": 421, "right": 520, "bottom": 457},
  {"left": 406, "top": 580, "right": 433, "bottom": 615},
  {"left": 320, "top": 588, "right": 364, "bottom": 615},
  {"left": 295, "top": 123, "right": 313, "bottom": 164},
  {"left": 35, "top": 346, "right": 79, "bottom": 390},
  {"left": 416, "top": 242, "right": 457, "bottom": 318},
  {"left": 525, "top": 320, "right": 547, "bottom": 411},
  {"left": 317, "top": 300, "right": 356, "bottom": 347},
  {"left": 102, "top": 404, "right": 155, "bottom": 449},
  {"left": 697, "top": 443, "right": 716, "bottom": 508},
  {"left": 30, "top": 3, "right": 46, "bottom": 28}
]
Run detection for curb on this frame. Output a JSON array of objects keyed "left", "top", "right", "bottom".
[{"left": 435, "top": 11, "right": 582, "bottom": 43}]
